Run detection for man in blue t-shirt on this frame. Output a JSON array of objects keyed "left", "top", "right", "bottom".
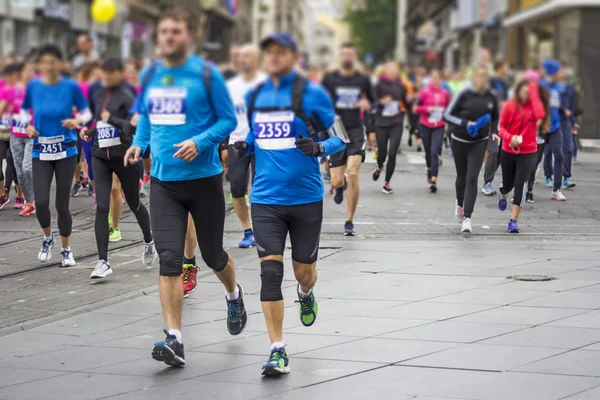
[
  {"left": 232, "top": 32, "right": 346, "bottom": 377},
  {"left": 124, "top": 8, "right": 247, "bottom": 367}
]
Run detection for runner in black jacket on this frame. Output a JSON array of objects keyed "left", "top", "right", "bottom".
[
  {"left": 444, "top": 65, "right": 500, "bottom": 234},
  {"left": 81, "top": 57, "right": 156, "bottom": 279}
]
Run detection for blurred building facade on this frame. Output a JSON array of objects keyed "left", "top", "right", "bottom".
[
  {"left": 252, "top": 0, "right": 306, "bottom": 55},
  {"left": 404, "top": 0, "right": 600, "bottom": 139}
]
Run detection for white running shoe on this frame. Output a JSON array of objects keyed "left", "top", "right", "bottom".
[
  {"left": 38, "top": 235, "right": 55, "bottom": 263},
  {"left": 550, "top": 190, "right": 567, "bottom": 201},
  {"left": 461, "top": 218, "right": 473, "bottom": 233},
  {"left": 90, "top": 259, "right": 112, "bottom": 279},
  {"left": 60, "top": 249, "right": 76, "bottom": 267},
  {"left": 455, "top": 201, "right": 465, "bottom": 223},
  {"left": 142, "top": 241, "right": 157, "bottom": 266}
]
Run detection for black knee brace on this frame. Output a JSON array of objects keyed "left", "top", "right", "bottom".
[{"left": 260, "top": 259, "right": 284, "bottom": 302}]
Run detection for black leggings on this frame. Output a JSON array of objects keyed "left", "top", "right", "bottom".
[
  {"left": 500, "top": 151, "right": 537, "bottom": 208},
  {"left": 419, "top": 124, "right": 445, "bottom": 177},
  {"left": 227, "top": 145, "right": 255, "bottom": 198},
  {"left": 375, "top": 123, "right": 404, "bottom": 183},
  {"left": 0, "top": 140, "right": 18, "bottom": 187},
  {"left": 150, "top": 174, "right": 228, "bottom": 277},
  {"left": 32, "top": 155, "right": 77, "bottom": 237},
  {"left": 528, "top": 145, "right": 546, "bottom": 194},
  {"left": 451, "top": 138, "right": 487, "bottom": 219},
  {"left": 92, "top": 156, "right": 153, "bottom": 261}
]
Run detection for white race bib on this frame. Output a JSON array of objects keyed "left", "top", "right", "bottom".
[
  {"left": 335, "top": 87, "right": 361, "bottom": 109},
  {"left": 97, "top": 121, "right": 121, "bottom": 148},
  {"left": 253, "top": 111, "right": 296, "bottom": 150},
  {"left": 428, "top": 107, "right": 444, "bottom": 123},
  {"left": 550, "top": 90, "right": 560, "bottom": 108},
  {"left": 11, "top": 114, "right": 26, "bottom": 134},
  {"left": 148, "top": 87, "right": 187, "bottom": 126},
  {"left": 0, "top": 113, "right": 10, "bottom": 129},
  {"left": 382, "top": 102, "right": 399, "bottom": 117},
  {"left": 39, "top": 135, "right": 67, "bottom": 161}
]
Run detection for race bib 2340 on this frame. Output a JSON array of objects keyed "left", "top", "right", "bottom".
[{"left": 148, "top": 87, "right": 187, "bottom": 126}]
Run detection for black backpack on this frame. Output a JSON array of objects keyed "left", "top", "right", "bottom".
[{"left": 246, "top": 74, "right": 321, "bottom": 136}]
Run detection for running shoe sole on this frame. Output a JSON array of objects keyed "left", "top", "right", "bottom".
[
  {"left": 91, "top": 268, "right": 113, "bottom": 279},
  {"left": 344, "top": 231, "right": 356, "bottom": 237},
  {"left": 183, "top": 286, "right": 197, "bottom": 298},
  {"left": 262, "top": 365, "right": 290, "bottom": 377},
  {"left": 152, "top": 342, "right": 185, "bottom": 367},
  {"left": 382, "top": 189, "right": 393, "bottom": 195},
  {"left": 550, "top": 196, "right": 566, "bottom": 201},
  {"left": 238, "top": 243, "right": 256, "bottom": 249}
]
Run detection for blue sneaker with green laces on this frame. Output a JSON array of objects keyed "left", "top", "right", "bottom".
[
  {"left": 262, "top": 346, "right": 290, "bottom": 377},
  {"left": 152, "top": 329, "right": 185, "bottom": 367},
  {"left": 226, "top": 283, "right": 248, "bottom": 335},
  {"left": 296, "top": 284, "right": 318, "bottom": 327}
]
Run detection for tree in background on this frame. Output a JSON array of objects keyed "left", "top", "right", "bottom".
[{"left": 345, "top": 0, "right": 397, "bottom": 63}]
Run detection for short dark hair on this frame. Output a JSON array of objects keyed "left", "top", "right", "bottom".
[
  {"left": 38, "top": 44, "right": 63, "bottom": 61},
  {"left": 158, "top": 7, "right": 195, "bottom": 33},
  {"left": 2, "top": 63, "right": 22, "bottom": 75},
  {"left": 77, "top": 33, "right": 93, "bottom": 42},
  {"left": 494, "top": 59, "right": 507, "bottom": 72},
  {"left": 340, "top": 42, "right": 355, "bottom": 50},
  {"left": 102, "top": 57, "right": 124, "bottom": 71}
]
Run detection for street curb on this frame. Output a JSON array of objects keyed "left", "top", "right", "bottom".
[
  {"left": 0, "top": 250, "right": 259, "bottom": 337},
  {"left": 0, "top": 284, "right": 159, "bottom": 337}
]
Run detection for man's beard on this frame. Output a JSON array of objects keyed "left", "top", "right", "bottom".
[
  {"left": 341, "top": 61, "right": 354, "bottom": 70},
  {"left": 163, "top": 46, "right": 188, "bottom": 63}
]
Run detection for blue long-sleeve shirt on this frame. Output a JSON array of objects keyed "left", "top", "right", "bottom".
[
  {"left": 244, "top": 71, "right": 345, "bottom": 206},
  {"left": 557, "top": 82, "right": 576, "bottom": 123},
  {"left": 541, "top": 79, "right": 561, "bottom": 133},
  {"left": 132, "top": 55, "right": 237, "bottom": 181}
]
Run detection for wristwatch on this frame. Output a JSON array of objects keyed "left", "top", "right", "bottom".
[{"left": 317, "top": 144, "right": 325, "bottom": 156}]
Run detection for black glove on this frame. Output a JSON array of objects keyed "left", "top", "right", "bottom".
[
  {"left": 295, "top": 134, "right": 324, "bottom": 157},
  {"left": 233, "top": 141, "right": 249, "bottom": 158}
]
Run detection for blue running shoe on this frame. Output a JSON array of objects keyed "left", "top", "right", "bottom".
[
  {"left": 563, "top": 177, "right": 576, "bottom": 189},
  {"left": 152, "top": 329, "right": 185, "bottom": 367},
  {"left": 262, "top": 346, "right": 290, "bottom": 377},
  {"left": 344, "top": 220, "right": 355, "bottom": 236},
  {"left": 545, "top": 177, "right": 553, "bottom": 188},
  {"left": 508, "top": 219, "right": 520, "bottom": 233},
  {"left": 482, "top": 182, "right": 496, "bottom": 196},
  {"left": 239, "top": 230, "right": 256, "bottom": 249},
  {"left": 498, "top": 195, "right": 508, "bottom": 212},
  {"left": 333, "top": 187, "right": 344, "bottom": 204}
]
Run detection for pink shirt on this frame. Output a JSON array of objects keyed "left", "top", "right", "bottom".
[
  {"left": 415, "top": 84, "right": 451, "bottom": 129},
  {"left": 8, "top": 86, "right": 28, "bottom": 137}
]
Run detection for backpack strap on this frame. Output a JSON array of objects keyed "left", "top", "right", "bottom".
[
  {"left": 246, "top": 82, "right": 267, "bottom": 127},
  {"left": 203, "top": 61, "right": 214, "bottom": 116},
  {"left": 291, "top": 75, "right": 317, "bottom": 135}
]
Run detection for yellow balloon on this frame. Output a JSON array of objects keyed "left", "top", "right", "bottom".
[{"left": 91, "top": 0, "right": 117, "bottom": 24}]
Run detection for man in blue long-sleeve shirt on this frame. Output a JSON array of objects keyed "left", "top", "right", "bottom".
[
  {"left": 231, "top": 32, "right": 346, "bottom": 377},
  {"left": 540, "top": 59, "right": 567, "bottom": 201},
  {"left": 124, "top": 8, "right": 248, "bottom": 367}
]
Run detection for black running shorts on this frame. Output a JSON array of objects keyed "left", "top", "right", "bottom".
[
  {"left": 251, "top": 201, "right": 323, "bottom": 264},
  {"left": 328, "top": 126, "right": 367, "bottom": 168}
]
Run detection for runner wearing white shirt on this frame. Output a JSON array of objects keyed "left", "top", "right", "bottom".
[{"left": 226, "top": 44, "right": 266, "bottom": 248}]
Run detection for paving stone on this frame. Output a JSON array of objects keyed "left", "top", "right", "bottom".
[
  {"left": 379, "top": 321, "right": 525, "bottom": 343},
  {"left": 451, "top": 306, "right": 586, "bottom": 326},
  {"left": 297, "top": 337, "right": 457, "bottom": 363},
  {"left": 514, "top": 350, "right": 600, "bottom": 377},
  {"left": 481, "top": 326, "right": 600, "bottom": 349},
  {"left": 365, "top": 301, "right": 498, "bottom": 320},
  {"left": 285, "top": 316, "right": 430, "bottom": 337},
  {"left": 514, "top": 291, "right": 600, "bottom": 309},
  {"left": 401, "top": 343, "right": 563, "bottom": 371},
  {"left": 430, "top": 288, "right": 554, "bottom": 305},
  {"left": 546, "top": 311, "right": 600, "bottom": 329},
  {"left": 0, "top": 367, "right": 66, "bottom": 388}
]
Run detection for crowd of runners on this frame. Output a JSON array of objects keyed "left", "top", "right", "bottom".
[{"left": 0, "top": 7, "right": 585, "bottom": 376}]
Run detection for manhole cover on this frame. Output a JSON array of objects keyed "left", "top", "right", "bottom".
[{"left": 507, "top": 275, "right": 556, "bottom": 282}]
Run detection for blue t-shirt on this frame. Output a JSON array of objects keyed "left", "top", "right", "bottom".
[
  {"left": 541, "top": 80, "right": 561, "bottom": 133},
  {"left": 245, "top": 71, "right": 345, "bottom": 206},
  {"left": 133, "top": 55, "right": 237, "bottom": 181},
  {"left": 22, "top": 77, "right": 88, "bottom": 159}
]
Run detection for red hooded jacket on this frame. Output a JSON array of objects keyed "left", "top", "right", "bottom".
[{"left": 498, "top": 82, "right": 546, "bottom": 155}]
